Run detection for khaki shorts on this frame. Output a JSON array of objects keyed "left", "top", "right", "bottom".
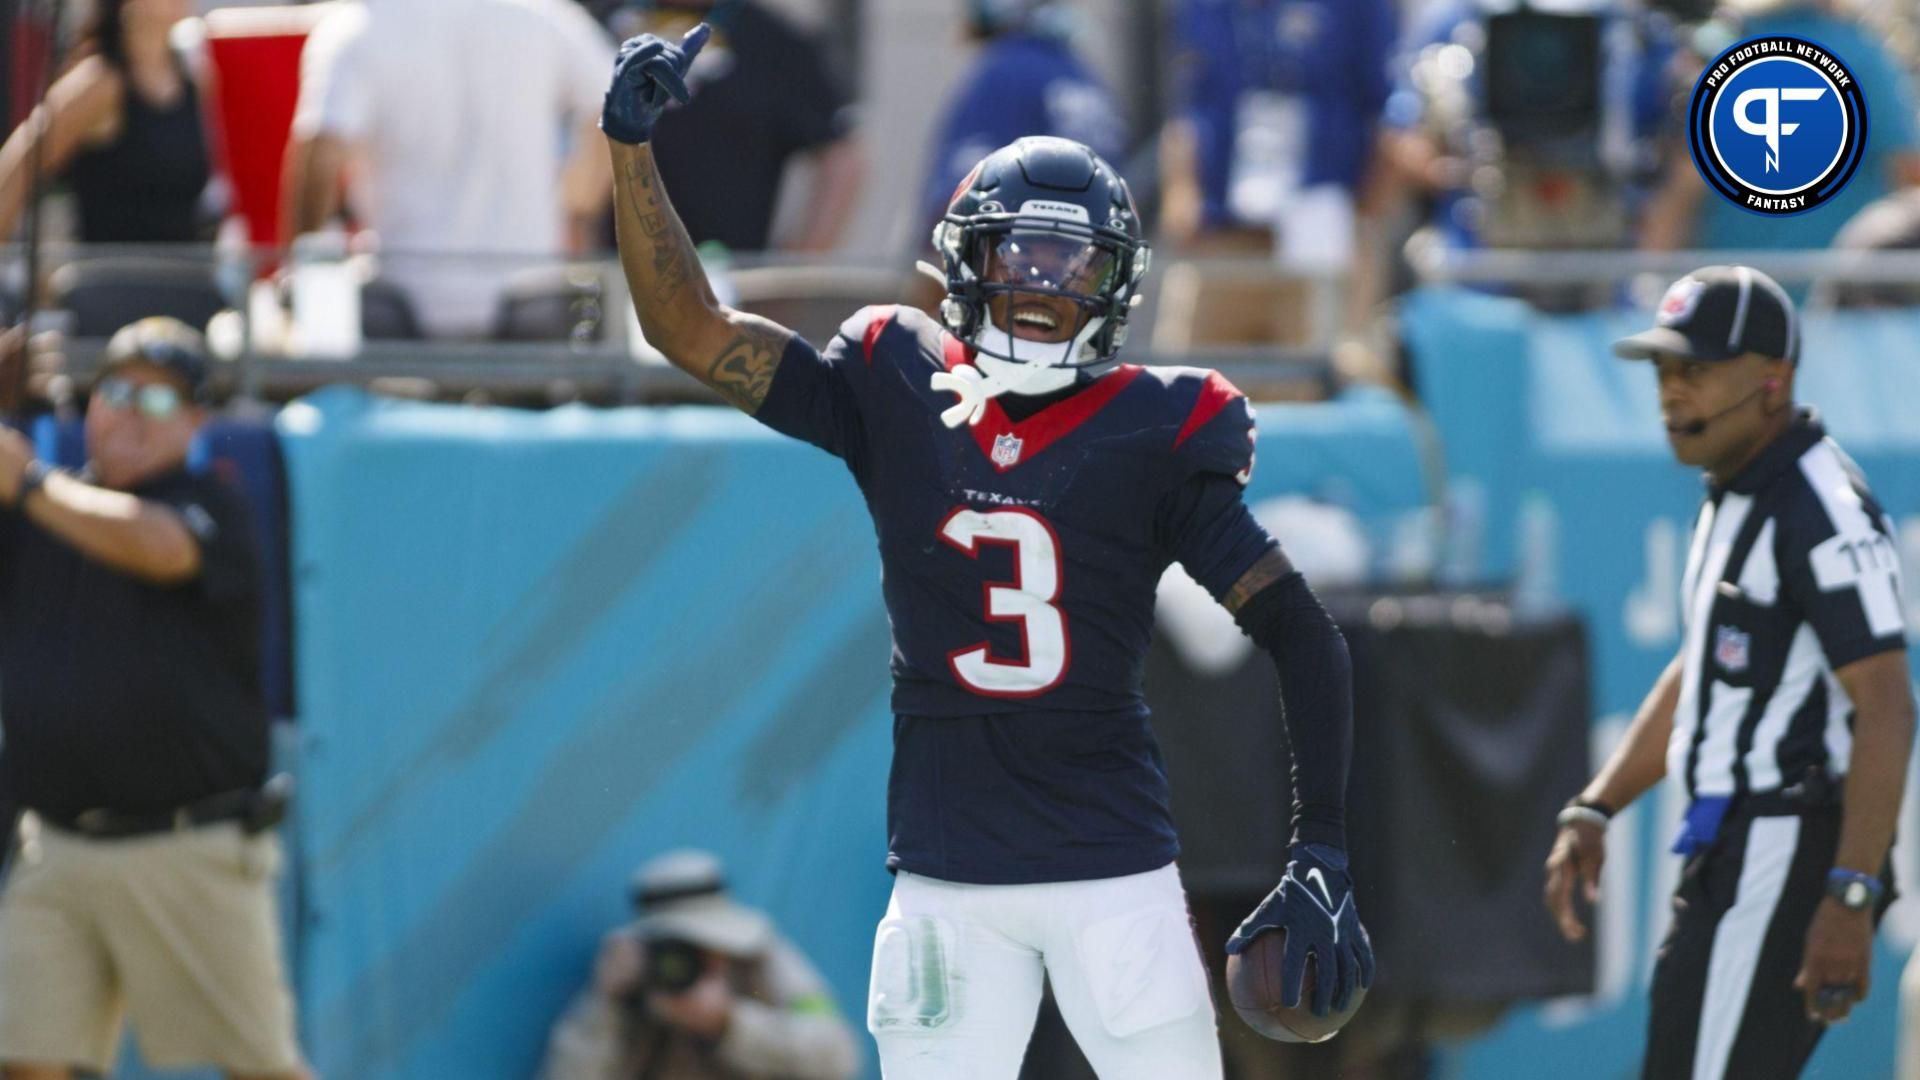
[{"left": 0, "top": 813, "right": 304, "bottom": 1075}]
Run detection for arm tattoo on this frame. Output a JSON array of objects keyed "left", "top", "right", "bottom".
[
  {"left": 703, "top": 322, "right": 789, "bottom": 412},
  {"left": 1224, "top": 549, "right": 1296, "bottom": 614},
  {"left": 613, "top": 144, "right": 801, "bottom": 413},
  {"left": 624, "top": 157, "right": 696, "bottom": 305}
]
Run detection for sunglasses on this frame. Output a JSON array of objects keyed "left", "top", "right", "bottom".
[{"left": 95, "top": 377, "right": 186, "bottom": 420}]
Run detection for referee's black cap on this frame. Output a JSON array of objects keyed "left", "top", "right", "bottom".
[{"left": 1613, "top": 265, "right": 1799, "bottom": 365}]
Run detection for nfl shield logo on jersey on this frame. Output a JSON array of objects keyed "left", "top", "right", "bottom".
[
  {"left": 1714, "top": 625, "right": 1751, "bottom": 673},
  {"left": 992, "top": 432, "right": 1024, "bottom": 467}
]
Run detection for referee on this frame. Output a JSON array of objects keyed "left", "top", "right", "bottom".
[{"left": 1543, "top": 266, "right": 1914, "bottom": 1080}]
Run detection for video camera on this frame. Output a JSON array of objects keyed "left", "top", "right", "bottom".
[
  {"left": 1407, "top": 4, "right": 1651, "bottom": 253},
  {"left": 638, "top": 934, "right": 708, "bottom": 998},
  {"left": 1485, "top": 11, "right": 1602, "bottom": 151}
]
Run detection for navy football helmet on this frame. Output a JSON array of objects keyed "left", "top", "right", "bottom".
[{"left": 933, "top": 137, "right": 1151, "bottom": 397}]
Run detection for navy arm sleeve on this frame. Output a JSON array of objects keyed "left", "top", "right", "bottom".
[
  {"left": 1235, "top": 568, "right": 1353, "bottom": 850},
  {"left": 1159, "top": 472, "right": 1351, "bottom": 849}
]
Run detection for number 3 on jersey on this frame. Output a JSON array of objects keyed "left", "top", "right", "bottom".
[{"left": 937, "top": 507, "right": 1071, "bottom": 697}]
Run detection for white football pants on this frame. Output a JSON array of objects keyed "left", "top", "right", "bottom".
[{"left": 866, "top": 861, "right": 1224, "bottom": 1079}]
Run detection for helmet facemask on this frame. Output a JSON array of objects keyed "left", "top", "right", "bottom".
[
  {"left": 936, "top": 215, "right": 1150, "bottom": 398},
  {"left": 926, "top": 137, "right": 1151, "bottom": 425}
]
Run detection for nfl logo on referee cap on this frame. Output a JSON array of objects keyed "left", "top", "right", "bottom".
[
  {"left": 1659, "top": 278, "right": 1706, "bottom": 325},
  {"left": 992, "top": 432, "right": 1024, "bottom": 467},
  {"left": 1687, "top": 35, "right": 1868, "bottom": 216}
]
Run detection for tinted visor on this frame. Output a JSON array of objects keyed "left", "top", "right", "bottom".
[{"left": 978, "top": 230, "right": 1119, "bottom": 297}]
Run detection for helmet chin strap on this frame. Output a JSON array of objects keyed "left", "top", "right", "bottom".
[
  {"left": 931, "top": 364, "right": 990, "bottom": 428},
  {"left": 930, "top": 317, "right": 1107, "bottom": 429}
]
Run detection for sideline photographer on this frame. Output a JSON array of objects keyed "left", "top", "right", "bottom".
[{"left": 540, "top": 850, "right": 859, "bottom": 1080}]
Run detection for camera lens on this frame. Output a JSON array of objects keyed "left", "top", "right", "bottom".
[{"left": 644, "top": 937, "right": 706, "bottom": 994}]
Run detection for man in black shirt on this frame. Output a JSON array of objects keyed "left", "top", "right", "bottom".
[
  {"left": 0, "top": 317, "right": 307, "bottom": 1080},
  {"left": 626, "top": 0, "right": 864, "bottom": 252}
]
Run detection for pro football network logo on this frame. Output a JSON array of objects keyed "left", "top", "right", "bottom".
[{"left": 1688, "top": 36, "right": 1867, "bottom": 216}]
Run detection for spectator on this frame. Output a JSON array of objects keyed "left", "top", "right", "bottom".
[
  {"left": 917, "top": 0, "right": 1125, "bottom": 237},
  {"left": 283, "top": 0, "right": 615, "bottom": 339},
  {"left": 1379, "top": 0, "right": 1677, "bottom": 254},
  {"left": 1640, "top": 0, "right": 1920, "bottom": 252},
  {"left": 1156, "top": 0, "right": 1398, "bottom": 348},
  {"left": 1814, "top": 187, "right": 1920, "bottom": 308},
  {"left": 540, "top": 849, "right": 859, "bottom": 1080},
  {"left": 0, "top": 317, "right": 307, "bottom": 1080},
  {"left": 618, "top": 0, "right": 864, "bottom": 252},
  {"left": 0, "top": 0, "right": 214, "bottom": 243}
]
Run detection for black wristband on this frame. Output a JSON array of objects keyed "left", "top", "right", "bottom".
[{"left": 1568, "top": 796, "right": 1616, "bottom": 819}]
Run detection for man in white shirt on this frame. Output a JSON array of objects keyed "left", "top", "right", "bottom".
[{"left": 284, "top": 0, "right": 614, "bottom": 338}]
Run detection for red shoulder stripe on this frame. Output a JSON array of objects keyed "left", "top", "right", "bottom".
[
  {"left": 1173, "top": 371, "right": 1244, "bottom": 449},
  {"left": 941, "top": 329, "right": 970, "bottom": 371},
  {"left": 862, "top": 305, "right": 899, "bottom": 365}
]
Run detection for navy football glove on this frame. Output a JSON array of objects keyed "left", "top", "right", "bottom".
[
  {"left": 601, "top": 24, "right": 711, "bottom": 145},
  {"left": 1226, "top": 843, "right": 1376, "bottom": 1017}
]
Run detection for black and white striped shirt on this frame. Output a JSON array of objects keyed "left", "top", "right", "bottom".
[{"left": 1669, "top": 411, "right": 1908, "bottom": 799}]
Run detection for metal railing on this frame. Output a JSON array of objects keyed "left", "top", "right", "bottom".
[
  {"left": 6, "top": 242, "right": 1342, "bottom": 406},
  {"left": 1409, "top": 246, "right": 1920, "bottom": 293}
]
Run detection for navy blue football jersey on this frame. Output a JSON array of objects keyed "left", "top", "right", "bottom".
[{"left": 755, "top": 305, "right": 1277, "bottom": 883}]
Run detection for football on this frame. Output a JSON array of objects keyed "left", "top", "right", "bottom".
[{"left": 1225, "top": 929, "right": 1367, "bottom": 1043}]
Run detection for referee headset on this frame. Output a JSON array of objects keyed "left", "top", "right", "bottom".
[{"left": 1668, "top": 372, "right": 1783, "bottom": 437}]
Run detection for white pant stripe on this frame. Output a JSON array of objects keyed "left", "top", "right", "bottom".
[{"left": 1692, "top": 816, "right": 1802, "bottom": 1080}]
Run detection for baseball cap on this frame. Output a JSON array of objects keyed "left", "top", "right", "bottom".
[
  {"left": 102, "top": 316, "right": 210, "bottom": 398},
  {"left": 1612, "top": 265, "right": 1799, "bottom": 365},
  {"left": 629, "top": 849, "right": 772, "bottom": 957}
]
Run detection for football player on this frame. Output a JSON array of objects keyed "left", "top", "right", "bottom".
[{"left": 601, "top": 27, "right": 1374, "bottom": 1077}]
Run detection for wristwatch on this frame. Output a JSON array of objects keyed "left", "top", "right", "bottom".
[
  {"left": 1826, "top": 869, "right": 1884, "bottom": 912},
  {"left": 15, "top": 459, "right": 51, "bottom": 507}
]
